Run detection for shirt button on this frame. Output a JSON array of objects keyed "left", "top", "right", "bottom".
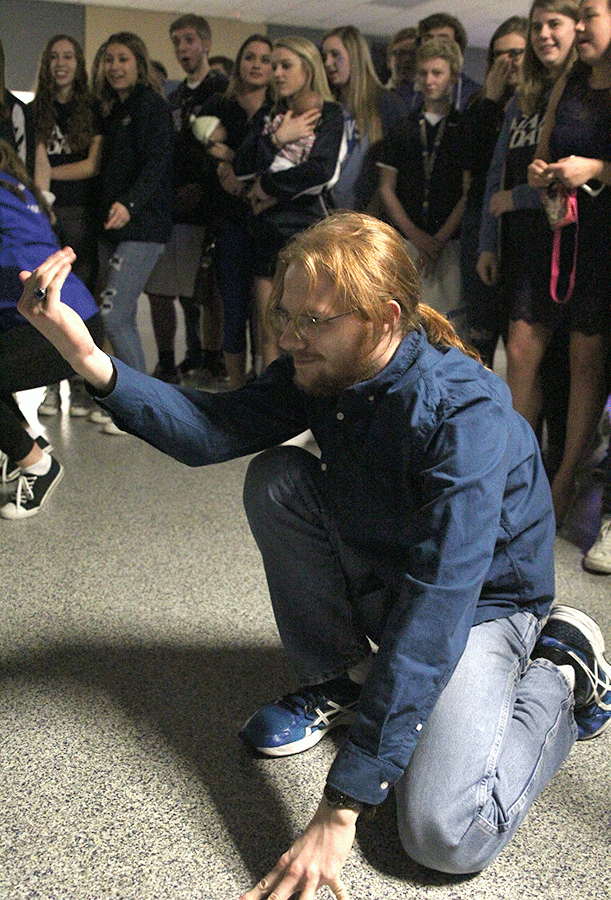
[
  {"left": 368, "top": 395, "right": 375, "bottom": 403},
  {"left": 336, "top": 412, "right": 344, "bottom": 420},
  {"left": 320, "top": 462, "right": 327, "bottom": 471},
  {"left": 380, "top": 781, "right": 389, "bottom": 791},
  {"left": 416, "top": 723, "right": 423, "bottom": 732}
]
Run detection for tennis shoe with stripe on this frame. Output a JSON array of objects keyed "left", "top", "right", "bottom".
[
  {"left": 534, "top": 605, "right": 611, "bottom": 739},
  {"left": 240, "top": 675, "right": 361, "bottom": 757}
]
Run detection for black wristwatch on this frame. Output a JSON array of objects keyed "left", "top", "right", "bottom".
[{"left": 323, "top": 784, "right": 376, "bottom": 820}]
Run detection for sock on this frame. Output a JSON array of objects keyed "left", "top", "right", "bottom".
[
  {"left": 23, "top": 454, "right": 52, "bottom": 476},
  {"left": 558, "top": 663, "right": 576, "bottom": 692}
]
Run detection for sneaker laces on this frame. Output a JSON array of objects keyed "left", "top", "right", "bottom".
[
  {"left": 280, "top": 688, "right": 330, "bottom": 716},
  {"left": 563, "top": 646, "right": 611, "bottom": 711},
  {"left": 279, "top": 681, "right": 358, "bottom": 718},
  {"left": 13, "top": 471, "right": 36, "bottom": 508}
]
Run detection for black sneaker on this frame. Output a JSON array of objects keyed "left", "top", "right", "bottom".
[
  {"left": 1, "top": 436, "right": 53, "bottom": 485},
  {"left": 533, "top": 605, "right": 611, "bottom": 739},
  {"left": 0, "top": 456, "right": 64, "bottom": 520},
  {"left": 240, "top": 675, "right": 361, "bottom": 757}
]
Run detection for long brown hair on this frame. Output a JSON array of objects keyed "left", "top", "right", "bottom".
[
  {"left": 95, "top": 32, "right": 159, "bottom": 115},
  {"left": 32, "top": 35, "right": 96, "bottom": 155},
  {"left": 0, "top": 139, "right": 52, "bottom": 218},
  {"left": 226, "top": 33, "right": 273, "bottom": 100},
  {"left": 269, "top": 211, "right": 480, "bottom": 360}
]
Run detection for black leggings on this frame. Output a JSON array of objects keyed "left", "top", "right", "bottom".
[{"left": 0, "top": 313, "right": 104, "bottom": 460}]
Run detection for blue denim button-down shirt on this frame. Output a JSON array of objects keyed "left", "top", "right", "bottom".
[{"left": 98, "top": 329, "right": 555, "bottom": 805}]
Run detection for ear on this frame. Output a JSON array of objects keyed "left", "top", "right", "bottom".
[{"left": 383, "top": 299, "right": 403, "bottom": 329}]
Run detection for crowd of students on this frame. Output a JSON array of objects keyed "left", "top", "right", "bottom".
[
  {"left": 0, "top": 3, "right": 611, "bottom": 573},
  {"left": 3, "top": 7, "right": 611, "bottom": 895}
]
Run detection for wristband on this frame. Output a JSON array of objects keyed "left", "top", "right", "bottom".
[{"left": 323, "top": 784, "right": 376, "bottom": 820}]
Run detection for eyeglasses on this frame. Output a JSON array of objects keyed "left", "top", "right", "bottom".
[
  {"left": 491, "top": 47, "right": 525, "bottom": 60},
  {"left": 268, "top": 307, "right": 353, "bottom": 340}
]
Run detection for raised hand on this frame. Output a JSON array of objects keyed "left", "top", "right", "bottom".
[{"left": 18, "top": 248, "right": 115, "bottom": 392}]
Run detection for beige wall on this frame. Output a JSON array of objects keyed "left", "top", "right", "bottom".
[{"left": 84, "top": 5, "right": 266, "bottom": 79}]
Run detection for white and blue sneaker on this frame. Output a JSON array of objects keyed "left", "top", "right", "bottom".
[
  {"left": 534, "top": 605, "right": 611, "bottom": 740},
  {"left": 240, "top": 675, "right": 361, "bottom": 757}
]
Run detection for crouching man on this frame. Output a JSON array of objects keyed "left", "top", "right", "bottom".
[{"left": 17, "top": 212, "right": 611, "bottom": 900}]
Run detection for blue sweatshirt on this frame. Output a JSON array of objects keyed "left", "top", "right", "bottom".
[{"left": 0, "top": 174, "right": 98, "bottom": 330}]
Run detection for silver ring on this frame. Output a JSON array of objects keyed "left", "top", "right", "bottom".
[{"left": 34, "top": 287, "right": 47, "bottom": 300}]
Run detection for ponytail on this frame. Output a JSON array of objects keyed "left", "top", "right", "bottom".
[{"left": 416, "top": 302, "right": 482, "bottom": 362}]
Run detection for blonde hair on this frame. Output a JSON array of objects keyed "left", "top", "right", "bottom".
[
  {"left": 519, "top": 0, "right": 579, "bottom": 115},
  {"left": 272, "top": 35, "right": 333, "bottom": 109},
  {"left": 322, "top": 25, "right": 385, "bottom": 144},
  {"left": 417, "top": 36, "right": 463, "bottom": 80},
  {"left": 269, "top": 211, "right": 479, "bottom": 359}
]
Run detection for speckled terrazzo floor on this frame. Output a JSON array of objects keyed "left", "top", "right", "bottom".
[{"left": 1, "top": 317, "right": 610, "bottom": 899}]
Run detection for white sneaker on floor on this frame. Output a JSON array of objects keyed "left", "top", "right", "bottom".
[
  {"left": 89, "top": 409, "right": 112, "bottom": 425},
  {"left": 103, "top": 421, "right": 127, "bottom": 436},
  {"left": 583, "top": 516, "right": 611, "bottom": 574}
]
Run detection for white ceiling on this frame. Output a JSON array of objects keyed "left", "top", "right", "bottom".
[{"left": 48, "top": 0, "right": 533, "bottom": 48}]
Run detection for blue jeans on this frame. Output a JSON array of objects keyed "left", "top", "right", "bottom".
[
  {"left": 243, "top": 446, "right": 577, "bottom": 874},
  {"left": 99, "top": 240, "right": 165, "bottom": 372}
]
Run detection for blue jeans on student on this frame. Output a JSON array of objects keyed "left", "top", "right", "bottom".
[
  {"left": 99, "top": 240, "right": 165, "bottom": 373},
  {"left": 243, "top": 446, "right": 577, "bottom": 874}
]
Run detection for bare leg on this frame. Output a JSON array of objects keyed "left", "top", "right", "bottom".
[
  {"left": 505, "top": 319, "right": 552, "bottom": 429},
  {"left": 551, "top": 331, "right": 607, "bottom": 523}
]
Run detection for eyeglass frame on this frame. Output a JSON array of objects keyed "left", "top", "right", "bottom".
[{"left": 268, "top": 307, "right": 354, "bottom": 340}]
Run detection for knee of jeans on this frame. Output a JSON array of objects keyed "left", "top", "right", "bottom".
[
  {"left": 397, "top": 796, "right": 492, "bottom": 876},
  {"left": 243, "top": 446, "right": 314, "bottom": 522}
]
